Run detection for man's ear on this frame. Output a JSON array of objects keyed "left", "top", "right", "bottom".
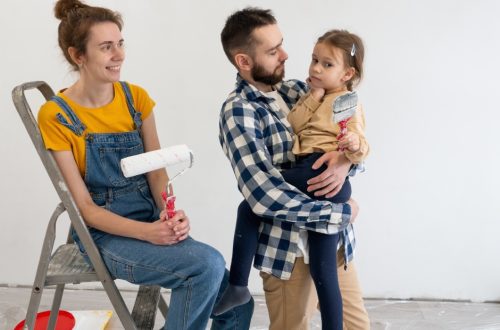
[
  {"left": 234, "top": 53, "right": 253, "bottom": 72},
  {"left": 68, "top": 47, "right": 83, "bottom": 67}
]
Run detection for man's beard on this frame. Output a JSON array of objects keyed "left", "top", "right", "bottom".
[{"left": 251, "top": 62, "right": 285, "bottom": 86}]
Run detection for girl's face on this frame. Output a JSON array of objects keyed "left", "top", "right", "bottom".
[
  {"left": 308, "top": 42, "right": 353, "bottom": 94},
  {"left": 78, "top": 22, "right": 125, "bottom": 84}
]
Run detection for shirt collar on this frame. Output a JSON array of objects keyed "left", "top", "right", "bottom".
[{"left": 235, "top": 73, "right": 285, "bottom": 103}]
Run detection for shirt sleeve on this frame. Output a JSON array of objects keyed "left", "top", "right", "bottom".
[
  {"left": 344, "top": 103, "right": 370, "bottom": 164},
  {"left": 287, "top": 92, "right": 322, "bottom": 134},
  {"left": 37, "top": 101, "right": 72, "bottom": 151},
  {"left": 129, "top": 83, "right": 156, "bottom": 120},
  {"left": 219, "top": 99, "right": 351, "bottom": 234}
]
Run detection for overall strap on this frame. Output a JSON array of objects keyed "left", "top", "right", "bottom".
[
  {"left": 119, "top": 81, "right": 143, "bottom": 130},
  {"left": 51, "top": 96, "right": 86, "bottom": 136}
]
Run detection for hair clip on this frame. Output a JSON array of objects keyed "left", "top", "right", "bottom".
[{"left": 350, "top": 43, "right": 356, "bottom": 57}]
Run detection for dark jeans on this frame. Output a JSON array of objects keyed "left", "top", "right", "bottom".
[{"left": 229, "top": 153, "right": 349, "bottom": 329}]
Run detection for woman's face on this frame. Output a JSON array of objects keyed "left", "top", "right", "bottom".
[{"left": 79, "top": 22, "right": 125, "bottom": 84}]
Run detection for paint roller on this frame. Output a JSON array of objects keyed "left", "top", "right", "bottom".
[{"left": 120, "top": 144, "right": 194, "bottom": 218}]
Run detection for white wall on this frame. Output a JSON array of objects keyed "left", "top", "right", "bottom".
[{"left": 1, "top": 0, "right": 499, "bottom": 302}]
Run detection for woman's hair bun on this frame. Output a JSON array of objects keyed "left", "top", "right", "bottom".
[{"left": 54, "top": 0, "right": 87, "bottom": 20}]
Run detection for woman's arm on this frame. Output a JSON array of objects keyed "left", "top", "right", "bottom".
[
  {"left": 140, "top": 112, "right": 169, "bottom": 209},
  {"left": 52, "top": 150, "right": 188, "bottom": 244},
  {"left": 140, "top": 112, "right": 191, "bottom": 240}
]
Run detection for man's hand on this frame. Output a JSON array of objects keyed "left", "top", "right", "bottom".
[{"left": 307, "top": 151, "right": 351, "bottom": 198}]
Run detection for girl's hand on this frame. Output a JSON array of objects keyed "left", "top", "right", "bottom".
[
  {"left": 306, "top": 77, "right": 325, "bottom": 102},
  {"left": 338, "top": 131, "right": 360, "bottom": 152}
]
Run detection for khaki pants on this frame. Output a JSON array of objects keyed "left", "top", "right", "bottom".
[{"left": 260, "top": 252, "right": 370, "bottom": 330}]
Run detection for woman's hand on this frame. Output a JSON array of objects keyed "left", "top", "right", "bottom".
[
  {"left": 167, "top": 209, "right": 191, "bottom": 241},
  {"left": 307, "top": 151, "right": 351, "bottom": 198},
  {"left": 145, "top": 209, "right": 191, "bottom": 245}
]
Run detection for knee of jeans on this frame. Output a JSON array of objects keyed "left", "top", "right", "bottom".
[{"left": 200, "top": 247, "right": 225, "bottom": 284}]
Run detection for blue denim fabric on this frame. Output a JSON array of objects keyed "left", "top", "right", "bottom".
[
  {"left": 211, "top": 270, "right": 254, "bottom": 330},
  {"left": 56, "top": 82, "right": 253, "bottom": 329}
]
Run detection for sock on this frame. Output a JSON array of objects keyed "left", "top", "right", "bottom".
[{"left": 213, "top": 284, "right": 252, "bottom": 316}]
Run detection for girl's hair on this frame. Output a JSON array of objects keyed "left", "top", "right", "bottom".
[
  {"left": 318, "top": 29, "right": 364, "bottom": 91},
  {"left": 54, "top": 0, "right": 123, "bottom": 70}
]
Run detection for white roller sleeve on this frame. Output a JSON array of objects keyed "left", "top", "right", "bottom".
[{"left": 121, "top": 144, "right": 192, "bottom": 178}]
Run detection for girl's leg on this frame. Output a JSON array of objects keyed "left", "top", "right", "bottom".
[
  {"left": 282, "top": 153, "right": 351, "bottom": 204},
  {"left": 308, "top": 231, "right": 343, "bottom": 330},
  {"left": 283, "top": 153, "right": 348, "bottom": 329},
  {"left": 214, "top": 200, "right": 260, "bottom": 315},
  {"left": 95, "top": 234, "right": 225, "bottom": 330},
  {"left": 229, "top": 200, "right": 262, "bottom": 286}
]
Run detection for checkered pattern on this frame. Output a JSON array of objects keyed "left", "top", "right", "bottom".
[{"left": 219, "top": 74, "right": 357, "bottom": 279}]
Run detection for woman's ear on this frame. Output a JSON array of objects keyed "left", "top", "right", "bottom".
[
  {"left": 68, "top": 47, "right": 83, "bottom": 67},
  {"left": 234, "top": 53, "right": 253, "bottom": 72}
]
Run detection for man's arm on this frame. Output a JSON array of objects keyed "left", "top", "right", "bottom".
[{"left": 219, "top": 100, "right": 351, "bottom": 234}]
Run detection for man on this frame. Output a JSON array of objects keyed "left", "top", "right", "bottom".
[{"left": 218, "top": 7, "right": 370, "bottom": 330}]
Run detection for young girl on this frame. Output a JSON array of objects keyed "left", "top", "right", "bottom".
[
  {"left": 215, "top": 29, "right": 369, "bottom": 329},
  {"left": 38, "top": 0, "right": 253, "bottom": 328}
]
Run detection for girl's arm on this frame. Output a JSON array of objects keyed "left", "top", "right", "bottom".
[
  {"left": 287, "top": 92, "right": 323, "bottom": 133},
  {"left": 341, "top": 104, "right": 369, "bottom": 163}
]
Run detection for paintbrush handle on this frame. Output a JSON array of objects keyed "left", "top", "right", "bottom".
[{"left": 337, "top": 119, "right": 350, "bottom": 152}]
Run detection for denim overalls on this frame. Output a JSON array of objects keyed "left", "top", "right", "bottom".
[
  {"left": 51, "top": 82, "right": 253, "bottom": 329},
  {"left": 52, "top": 82, "right": 158, "bottom": 245}
]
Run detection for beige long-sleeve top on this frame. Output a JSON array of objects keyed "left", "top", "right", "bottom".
[{"left": 287, "top": 90, "right": 369, "bottom": 164}]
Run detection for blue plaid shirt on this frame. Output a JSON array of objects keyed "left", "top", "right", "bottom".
[{"left": 219, "top": 74, "right": 357, "bottom": 280}]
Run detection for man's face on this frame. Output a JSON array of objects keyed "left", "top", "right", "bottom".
[{"left": 249, "top": 24, "right": 288, "bottom": 86}]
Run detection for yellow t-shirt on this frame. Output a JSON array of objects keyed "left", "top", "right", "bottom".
[{"left": 38, "top": 82, "right": 155, "bottom": 177}]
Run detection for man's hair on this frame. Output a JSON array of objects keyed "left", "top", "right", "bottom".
[{"left": 221, "top": 7, "right": 276, "bottom": 66}]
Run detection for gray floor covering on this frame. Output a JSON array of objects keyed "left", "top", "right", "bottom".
[{"left": 1, "top": 286, "right": 500, "bottom": 329}]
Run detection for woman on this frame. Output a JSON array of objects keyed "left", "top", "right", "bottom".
[{"left": 38, "top": 1, "right": 253, "bottom": 328}]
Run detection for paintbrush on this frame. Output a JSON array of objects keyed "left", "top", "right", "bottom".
[{"left": 332, "top": 91, "right": 358, "bottom": 151}]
